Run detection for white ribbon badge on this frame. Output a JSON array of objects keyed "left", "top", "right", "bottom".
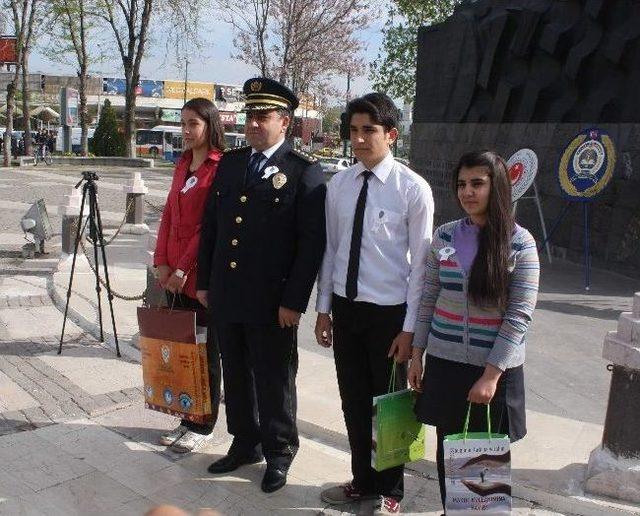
[
  {"left": 262, "top": 165, "right": 279, "bottom": 179},
  {"left": 438, "top": 246, "right": 456, "bottom": 261},
  {"left": 181, "top": 175, "right": 198, "bottom": 194}
]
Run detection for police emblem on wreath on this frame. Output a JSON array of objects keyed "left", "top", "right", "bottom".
[
  {"left": 558, "top": 128, "right": 617, "bottom": 201},
  {"left": 272, "top": 172, "right": 287, "bottom": 189}
]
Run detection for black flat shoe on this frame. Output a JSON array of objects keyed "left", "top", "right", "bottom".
[
  {"left": 207, "top": 452, "right": 263, "bottom": 474},
  {"left": 261, "top": 466, "right": 287, "bottom": 493}
]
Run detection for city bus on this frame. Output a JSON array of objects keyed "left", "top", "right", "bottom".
[
  {"left": 136, "top": 127, "right": 246, "bottom": 162},
  {"left": 136, "top": 126, "right": 182, "bottom": 162}
]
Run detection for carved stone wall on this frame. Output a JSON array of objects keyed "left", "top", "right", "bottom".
[{"left": 411, "top": 0, "right": 640, "bottom": 276}]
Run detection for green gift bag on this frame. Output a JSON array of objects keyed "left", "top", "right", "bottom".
[
  {"left": 371, "top": 361, "right": 426, "bottom": 472},
  {"left": 443, "top": 403, "right": 511, "bottom": 515}
]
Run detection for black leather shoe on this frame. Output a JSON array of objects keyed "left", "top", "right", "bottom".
[
  {"left": 207, "top": 452, "right": 263, "bottom": 474},
  {"left": 261, "top": 466, "right": 287, "bottom": 493}
]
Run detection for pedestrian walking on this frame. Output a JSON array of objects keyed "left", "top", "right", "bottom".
[
  {"left": 197, "top": 77, "right": 326, "bottom": 493},
  {"left": 408, "top": 150, "right": 540, "bottom": 512},
  {"left": 314, "top": 93, "right": 434, "bottom": 515},
  {"left": 153, "top": 97, "right": 225, "bottom": 453}
]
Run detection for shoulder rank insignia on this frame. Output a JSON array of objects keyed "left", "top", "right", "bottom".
[{"left": 291, "top": 148, "right": 318, "bottom": 163}]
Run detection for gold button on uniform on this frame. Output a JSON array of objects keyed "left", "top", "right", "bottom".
[
  {"left": 274, "top": 197, "right": 280, "bottom": 203},
  {"left": 240, "top": 195, "right": 247, "bottom": 203},
  {"left": 230, "top": 261, "right": 237, "bottom": 269},
  {"left": 231, "top": 238, "right": 239, "bottom": 246},
  {"left": 235, "top": 216, "right": 243, "bottom": 224}
]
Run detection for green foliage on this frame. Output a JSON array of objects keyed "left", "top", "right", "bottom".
[
  {"left": 89, "top": 99, "right": 125, "bottom": 156},
  {"left": 322, "top": 106, "right": 342, "bottom": 134},
  {"left": 369, "top": 0, "right": 461, "bottom": 101}
]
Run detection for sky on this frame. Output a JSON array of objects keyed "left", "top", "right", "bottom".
[{"left": 26, "top": 5, "right": 387, "bottom": 108}]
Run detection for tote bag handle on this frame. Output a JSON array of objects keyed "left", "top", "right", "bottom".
[{"left": 462, "top": 402, "right": 492, "bottom": 441}]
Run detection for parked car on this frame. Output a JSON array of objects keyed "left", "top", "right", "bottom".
[{"left": 319, "top": 157, "right": 351, "bottom": 173}]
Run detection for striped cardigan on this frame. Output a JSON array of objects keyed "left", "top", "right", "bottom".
[{"left": 413, "top": 219, "right": 540, "bottom": 371}]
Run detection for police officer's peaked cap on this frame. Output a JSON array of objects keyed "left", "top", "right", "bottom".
[{"left": 243, "top": 77, "right": 299, "bottom": 112}]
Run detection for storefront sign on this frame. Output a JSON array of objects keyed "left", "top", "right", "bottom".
[{"left": 164, "top": 80, "right": 215, "bottom": 100}]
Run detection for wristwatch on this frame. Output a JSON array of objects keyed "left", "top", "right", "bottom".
[{"left": 174, "top": 269, "right": 185, "bottom": 279}]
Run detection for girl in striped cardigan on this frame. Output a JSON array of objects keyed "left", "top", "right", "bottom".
[{"left": 408, "top": 150, "right": 540, "bottom": 510}]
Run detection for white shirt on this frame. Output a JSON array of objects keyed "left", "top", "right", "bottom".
[
  {"left": 251, "top": 137, "right": 285, "bottom": 169},
  {"left": 316, "top": 152, "right": 434, "bottom": 332}
]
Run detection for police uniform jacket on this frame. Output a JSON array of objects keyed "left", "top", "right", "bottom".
[{"left": 197, "top": 140, "right": 326, "bottom": 324}]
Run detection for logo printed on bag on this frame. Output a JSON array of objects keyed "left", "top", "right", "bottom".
[
  {"left": 163, "top": 388, "right": 174, "bottom": 405},
  {"left": 145, "top": 385, "right": 153, "bottom": 398},
  {"left": 179, "top": 393, "right": 193, "bottom": 410},
  {"left": 161, "top": 345, "right": 170, "bottom": 363}
]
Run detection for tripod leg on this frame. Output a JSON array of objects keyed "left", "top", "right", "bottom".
[
  {"left": 59, "top": 186, "right": 89, "bottom": 355},
  {"left": 88, "top": 185, "right": 105, "bottom": 342},
  {"left": 93, "top": 194, "right": 121, "bottom": 357}
]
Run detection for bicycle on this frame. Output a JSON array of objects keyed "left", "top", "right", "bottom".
[{"left": 34, "top": 143, "right": 53, "bottom": 166}]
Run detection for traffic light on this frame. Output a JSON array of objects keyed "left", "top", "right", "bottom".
[
  {"left": 40, "top": 74, "right": 45, "bottom": 93},
  {"left": 339, "top": 112, "right": 349, "bottom": 140}
]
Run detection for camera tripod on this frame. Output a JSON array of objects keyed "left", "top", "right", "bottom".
[{"left": 59, "top": 171, "right": 121, "bottom": 357}]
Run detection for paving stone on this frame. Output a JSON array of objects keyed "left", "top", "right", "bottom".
[
  {"left": 20, "top": 407, "right": 53, "bottom": 428},
  {"left": 7, "top": 297, "right": 20, "bottom": 308},
  {"left": 58, "top": 399, "right": 85, "bottom": 418},
  {"left": 26, "top": 358, "right": 87, "bottom": 399},
  {"left": 0, "top": 298, "right": 8, "bottom": 308},
  {"left": 73, "top": 396, "right": 98, "bottom": 415},
  {"left": 2, "top": 410, "right": 32, "bottom": 429},
  {"left": 106, "top": 390, "right": 129, "bottom": 404},
  {"left": 40, "top": 403, "right": 67, "bottom": 422}
]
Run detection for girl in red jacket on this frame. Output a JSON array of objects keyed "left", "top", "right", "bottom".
[{"left": 153, "top": 97, "right": 225, "bottom": 453}]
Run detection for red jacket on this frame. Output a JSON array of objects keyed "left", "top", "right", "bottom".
[{"left": 154, "top": 148, "right": 222, "bottom": 299}]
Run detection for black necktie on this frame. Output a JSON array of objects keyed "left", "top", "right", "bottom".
[
  {"left": 346, "top": 170, "right": 373, "bottom": 301},
  {"left": 248, "top": 152, "right": 265, "bottom": 184}
]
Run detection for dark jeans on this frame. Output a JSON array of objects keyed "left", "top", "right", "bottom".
[
  {"left": 331, "top": 294, "right": 407, "bottom": 501},
  {"left": 217, "top": 322, "right": 299, "bottom": 470},
  {"left": 166, "top": 292, "right": 221, "bottom": 435}
]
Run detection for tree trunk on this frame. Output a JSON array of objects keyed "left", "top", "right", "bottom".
[
  {"left": 21, "top": 51, "right": 33, "bottom": 157},
  {"left": 3, "top": 82, "right": 17, "bottom": 167},
  {"left": 124, "top": 76, "right": 137, "bottom": 157},
  {"left": 79, "top": 69, "right": 89, "bottom": 156}
]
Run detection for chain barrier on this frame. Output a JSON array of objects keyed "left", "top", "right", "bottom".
[
  {"left": 144, "top": 199, "right": 165, "bottom": 213},
  {"left": 86, "top": 196, "right": 135, "bottom": 247},
  {"left": 70, "top": 199, "right": 148, "bottom": 302}
]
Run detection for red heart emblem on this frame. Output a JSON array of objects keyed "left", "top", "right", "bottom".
[{"left": 509, "top": 162, "right": 524, "bottom": 184}]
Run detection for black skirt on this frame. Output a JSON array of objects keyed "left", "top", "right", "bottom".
[{"left": 414, "top": 354, "right": 527, "bottom": 443}]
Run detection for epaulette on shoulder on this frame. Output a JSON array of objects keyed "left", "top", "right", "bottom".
[
  {"left": 290, "top": 148, "right": 318, "bottom": 163},
  {"left": 224, "top": 145, "right": 251, "bottom": 154}
]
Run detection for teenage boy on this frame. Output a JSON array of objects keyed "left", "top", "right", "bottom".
[{"left": 314, "top": 93, "right": 434, "bottom": 514}]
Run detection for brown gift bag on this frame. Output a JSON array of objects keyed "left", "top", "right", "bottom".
[{"left": 137, "top": 307, "right": 212, "bottom": 424}]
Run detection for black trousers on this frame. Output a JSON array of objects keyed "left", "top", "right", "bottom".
[
  {"left": 166, "top": 292, "right": 221, "bottom": 435},
  {"left": 331, "top": 294, "right": 407, "bottom": 501},
  {"left": 217, "top": 322, "right": 299, "bottom": 470}
]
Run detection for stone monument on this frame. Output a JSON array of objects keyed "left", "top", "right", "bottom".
[
  {"left": 411, "top": 0, "right": 640, "bottom": 277},
  {"left": 585, "top": 292, "right": 640, "bottom": 503}
]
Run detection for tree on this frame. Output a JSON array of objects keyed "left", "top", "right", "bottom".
[
  {"left": 89, "top": 99, "right": 125, "bottom": 156},
  {"left": 45, "top": 0, "right": 96, "bottom": 156},
  {"left": 221, "top": 0, "right": 371, "bottom": 99},
  {"left": 322, "top": 106, "right": 342, "bottom": 134},
  {"left": 369, "top": 0, "right": 460, "bottom": 101},
  {"left": 95, "top": 0, "right": 206, "bottom": 157},
  {"left": 2, "top": 0, "right": 40, "bottom": 166}
]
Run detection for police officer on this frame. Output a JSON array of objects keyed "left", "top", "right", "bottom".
[{"left": 196, "top": 77, "right": 326, "bottom": 493}]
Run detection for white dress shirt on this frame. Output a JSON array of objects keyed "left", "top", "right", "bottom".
[
  {"left": 316, "top": 152, "right": 434, "bottom": 332},
  {"left": 251, "top": 137, "right": 286, "bottom": 170}
]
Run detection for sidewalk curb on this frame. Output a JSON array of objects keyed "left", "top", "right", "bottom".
[{"left": 45, "top": 273, "right": 640, "bottom": 516}]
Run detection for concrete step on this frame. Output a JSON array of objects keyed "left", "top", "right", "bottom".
[{"left": 617, "top": 312, "right": 640, "bottom": 345}]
